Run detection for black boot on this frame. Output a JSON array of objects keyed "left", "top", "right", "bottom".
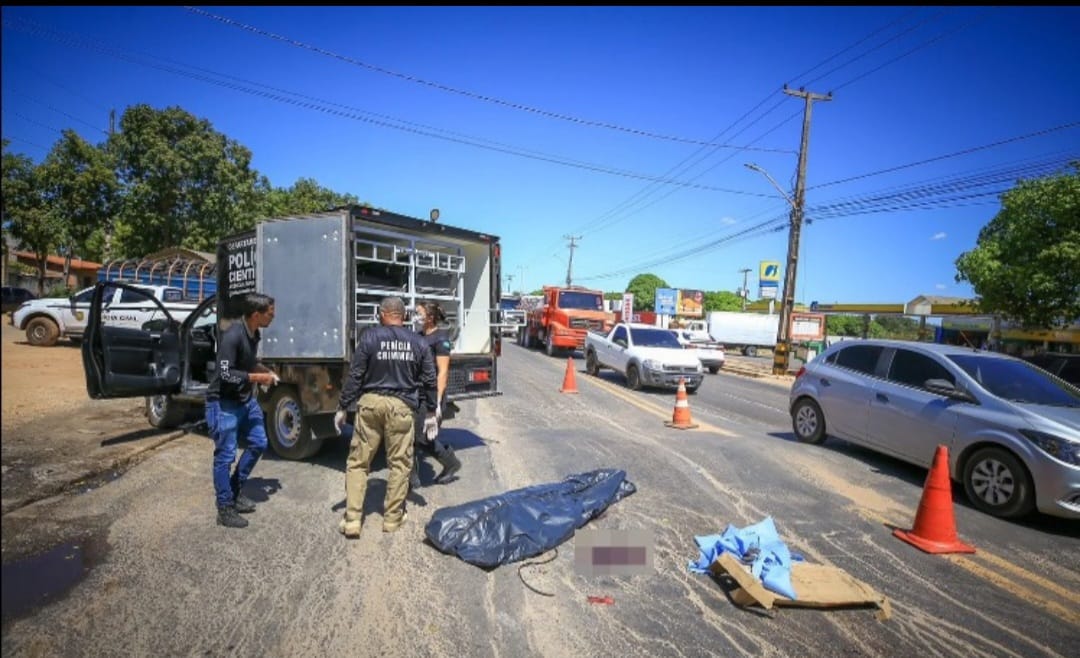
[
  {"left": 433, "top": 441, "right": 461, "bottom": 485},
  {"left": 217, "top": 505, "right": 248, "bottom": 528}
]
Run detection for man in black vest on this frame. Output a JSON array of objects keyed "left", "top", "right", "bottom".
[{"left": 335, "top": 296, "right": 437, "bottom": 537}]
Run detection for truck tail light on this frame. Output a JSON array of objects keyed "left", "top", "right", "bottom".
[{"left": 469, "top": 369, "right": 491, "bottom": 383}]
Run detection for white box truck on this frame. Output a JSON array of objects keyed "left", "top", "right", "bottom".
[{"left": 705, "top": 311, "right": 779, "bottom": 357}]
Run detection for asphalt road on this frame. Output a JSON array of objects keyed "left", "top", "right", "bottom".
[{"left": 2, "top": 343, "right": 1078, "bottom": 657}]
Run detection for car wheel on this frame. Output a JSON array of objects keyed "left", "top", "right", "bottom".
[
  {"left": 791, "top": 397, "right": 827, "bottom": 444},
  {"left": 708, "top": 365, "right": 721, "bottom": 374},
  {"left": 146, "top": 395, "right": 187, "bottom": 429},
  {"left": 26, "top": 317, "right": 60, "bottom": 347},
  {"left": 586, "top": 350, "right": 600, "bottom": 376},
  {"left": 626, "top": 365, "right": 642, "bottom": 391},
  {"left": 962, "top": 446, "right": 1035, "bottom": 519},
  {"left": 266, "top": 386, "right": 322, "bottom": 460},
  {"left": 744, "top": 346, "right": 758, "bottom": 358}
]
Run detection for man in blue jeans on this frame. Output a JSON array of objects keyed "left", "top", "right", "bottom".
[{"left": 205, "top": 292, "right": 279, "bottom": 529}]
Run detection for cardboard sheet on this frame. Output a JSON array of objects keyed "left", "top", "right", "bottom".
[{"left": 710, "top": 553, "right": 892, "bottom": 620}]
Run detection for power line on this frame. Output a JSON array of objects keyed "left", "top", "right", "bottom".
[
  {"left": 0, "top": 16, "right": 782, "bottom": 199},
  {"left": 5, "top": 59, "right": 112, "bottom": 114},
  {"left": 830, "top": 9, "right": 995, "bottom": 94},
  {"left": 184, "top": 6, "right": 797, "bottom": 154},
  {"left": 2, "top": 135, "right": 51, "bottom": 152},
  {"left": 3, "top": 110, "right": 67, "bottom": 136},
  {"left": 811, "top": 122, "right": 1080, "bottom": 190},
  {"left": 2, "top": 87, "right": 108, "bottom": 135},
  {"left": 576, "top": 154, "right": 1073, "bottom": 283},
  {"left": 547, "top": 8, "right": 956, "bottom": 254}
]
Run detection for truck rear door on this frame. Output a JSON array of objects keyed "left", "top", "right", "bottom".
[{"left": 82, "top": 283, "right": 184, "bottom": 399}]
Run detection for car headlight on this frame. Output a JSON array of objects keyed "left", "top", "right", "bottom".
[
  {"left": 643, "top": 359, "right": 661, "bottom": 370},
  {"left": 1019, "top": 429, "right": 1080, "bottom": 466}
]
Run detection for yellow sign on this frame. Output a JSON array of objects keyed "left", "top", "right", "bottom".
[{"left": 759, "top": 261, "right": 781, "bottom": 284}]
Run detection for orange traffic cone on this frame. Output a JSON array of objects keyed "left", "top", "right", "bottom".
[
  {"left": 664, "top": 378, "right": 699, "bottom": 430},
  {"left": 560, "top": 357, "right": 579, "bottom": 394},
  {"left": 893, "top": 445, "right": 975, "bottom": 554}
]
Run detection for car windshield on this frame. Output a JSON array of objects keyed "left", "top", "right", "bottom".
[
  {"left": 947, "top": 354, "right": 1080, "bottom": 407},
  {"left": 499, "top": 298, "right": 520, "bottom": 311},
  {"left": 631, "top": 328, "right": 683, "bottom": 348},
  {"left": 558, "top": 291, "right": 603, "bottom": 310}
]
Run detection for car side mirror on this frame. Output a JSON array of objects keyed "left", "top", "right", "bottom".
[{"left": 925, "top": 378, "right": 977, "bottom": 403}]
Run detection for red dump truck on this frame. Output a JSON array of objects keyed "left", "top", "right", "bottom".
[{"left": 516, "top": 285, "right": 615, "bottom": 356}]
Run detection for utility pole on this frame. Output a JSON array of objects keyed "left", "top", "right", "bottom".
[
  {"left": 771, "top": 86, "right": 830, "bottom": 375},
  {"left": 505, "top": 273, "right": 515, "bottom": 295},
  {"left": 563, "top": 235, "right": 581, "bottom": 287},
  {"left": 517, "top": 265, "right": 526, "bottom": 295},
  {"left": 739, "top": 268, "right": 752, "bottom": 311}
]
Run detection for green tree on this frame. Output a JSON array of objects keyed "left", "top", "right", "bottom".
[
  {"left": 955, "top": 165, "right": 1080, "bottom": 328},
  {"left": 3, "top": 140, "right": 63, "bottom": 295},
  {"left": 39, "top": 129, "right": 118, "bottom": 270},
  {"left": 603, "top": 291, "right": 623, "bottom": 301},
  {"left": 625, "top": 273, "right": 668, "bottom": 311},
  {"left": 108, "top": 105, "right": 264, "bottom": 256},
  {"left": 256, "top": 176, "right": 361, "bottom": 217},
  {"left": 703, "top": 290, "right": 743, "bottom": 312}
]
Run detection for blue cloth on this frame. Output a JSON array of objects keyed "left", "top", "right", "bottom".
[
  {"left": 688, "top": 517, "right": 799, "bottom": 600},
  {"left": 207, "top": 397, "right": 268, "bottom": 508}
]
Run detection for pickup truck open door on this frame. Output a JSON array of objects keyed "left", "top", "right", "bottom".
[{"left": 82, "top": 282, "right": 210, "bottom": 399}]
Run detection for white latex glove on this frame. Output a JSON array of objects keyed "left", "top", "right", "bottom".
[
  {"left": 270, "top": 372, "right": 281, "bottom": 387},
  {"left": 334, "top": 410, "right": 348, "bottom": 435},
  {"left": 436, "top": 403, "right": 442, "bottom": 422},
  {"left": 423, "top": 414, "right": 439, "bottom": 441}
]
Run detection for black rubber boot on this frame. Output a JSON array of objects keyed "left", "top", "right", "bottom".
[
  {"left": 217, "top": 505, "right": 248, "bottom": 528},
  {"left": 433, "top": 441, "right": 461, "bottom": 485}
]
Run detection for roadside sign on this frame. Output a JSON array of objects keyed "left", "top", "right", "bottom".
[{"left": 622, "top": 293, "right": 634, "bottom": 322}]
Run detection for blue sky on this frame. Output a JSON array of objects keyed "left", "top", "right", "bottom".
[{"left": 2, "top": 6, "right": 1078, "bottom": 305}]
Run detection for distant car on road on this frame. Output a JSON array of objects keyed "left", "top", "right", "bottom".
[
  {"left": 1023, "top": 352, "right": 1080, "bottom": 387},
  {"left": 2, "top": 286, "right": 36, "bottom": 314},
  {"left": 789, "top": 339, "right": 1079, "bottom": 520}
]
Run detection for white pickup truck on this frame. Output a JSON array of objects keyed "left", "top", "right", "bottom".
[
  {"left": 11, "top": 282, "right": 200, "bottom": 347},
  {"left": 673, "top": 328, "right": 726, "bottom": 374},
  {"left": 584, "top": 322, "right": 704, "bottom": 392}
]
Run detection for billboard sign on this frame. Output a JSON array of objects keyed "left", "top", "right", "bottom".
[
  {"left": 676, "top": 289, "right": 704, "bottom": 318},
  {"left": 654, "top": 288, "right": 677, "bottom": 315},
  {"left": 759, "top": 260, "right": 780, "bottom": 299}
]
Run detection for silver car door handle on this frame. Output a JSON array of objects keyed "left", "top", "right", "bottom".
[{"left": 876, "top": 393, "right": 889, "bottom": 403}]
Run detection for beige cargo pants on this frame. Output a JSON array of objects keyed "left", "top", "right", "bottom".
[{"left": 345, "top": 393, "right": 415, "bottom": 531}]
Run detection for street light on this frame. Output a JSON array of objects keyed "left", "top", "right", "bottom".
[
  {"left": 745, "top": 162, "right": 804, "bottom": 375},
  {"left": 745, "top": 163, "right": 795, "bottom": 208}
]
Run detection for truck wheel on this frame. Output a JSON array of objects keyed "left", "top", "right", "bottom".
[
  {"left": 708, "top": 365, "right": 721, "bottom": 374},
  {"left": 266, "top": 386, "right": 322, "bottom": 460},
  {"left": 545, "top": 332, "right": 557, "bottom": 357},
  {"left": 962, "top": 446, "right": 1035, "bottom": 519},
  {"left": 586, "top": 350, "right": 600, "bottom": 376},
  {"left": 626, "top": 365, "right": 642, "bottom": 391},
  {"left": 146, "top": 395, "right": 187, "bottom": 429},
  {"left": 743, "top": 346, "right": 758, "bottom": 358},
  {"left": 26, "top": 317, "right": 60, "bottom": 347}
]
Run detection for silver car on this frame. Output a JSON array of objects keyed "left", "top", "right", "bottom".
[{"left": 789, "top": 339, "right": 1080, "bottom": 520}]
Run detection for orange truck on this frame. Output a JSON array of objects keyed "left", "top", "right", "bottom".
[{"left": 516, "top": 285, "right": 615, "bottom": 356}]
